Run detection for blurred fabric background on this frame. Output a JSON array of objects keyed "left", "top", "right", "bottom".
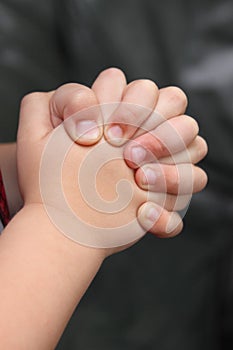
[{"left": 0, "top": 0, "right": 233, "bottom": 349}]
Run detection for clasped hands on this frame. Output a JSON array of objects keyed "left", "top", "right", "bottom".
[{"left": 17, "top": 68, "right": 207, "bottom": 254}]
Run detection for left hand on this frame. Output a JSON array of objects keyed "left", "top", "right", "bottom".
[{"left": 91, "top": 68, "right": 208, "bottom": 236}]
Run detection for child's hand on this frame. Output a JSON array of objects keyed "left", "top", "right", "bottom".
[
  {"left": 91, "top": 69, "right": 208, "bottom": 238},
  {"left": 17, "top": 72, "right": 207, "bottom": 256},
  {"left": 1, "top": 71, "right": 208, "bottom": 349},
  {"left": 47, "top": 69, "right": 207, "bottom": 240},
  {"left": 47, "top": 69, "right": 207, "bottom": 239},
  {"left": 17, "top": 87, "right": 153, "bottom": 253}
]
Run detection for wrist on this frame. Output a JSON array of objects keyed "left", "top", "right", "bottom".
[
  {"left": 4, "top": 203, "right": 106, "bottom": 294},
  {"left": 0, "top": 204, "right": 105, "bottom": 348}
]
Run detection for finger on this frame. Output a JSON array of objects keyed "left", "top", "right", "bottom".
[
  {"left": 143, "top": 192, "right": 191, "bottom": 211},
  {"left": 134, "top": 86, "right": 188, "bottom": 137},
  {"left": 159, "top": 136, "right": 208, "bottom": 165},
  {"left": 18, "top": 91, "right": 53, "bottom": 141},
  {"left": 135, "top": 163, "right": 208, "bottom": 195},
  {"left": 124, "top": 115, "right": 199, "bottom": 168},
  {"left": 138, "top": 202, "right": 183, "bottom": 238},
  {"left": 49, "top": 83, "right": 103, "bottom": 145},
  {"left": 92, "top": 67, "right": 127, "bottom": 104},
  {"left": 104, "top": 79, "right": 159, "bottom": 145},
  {"left": 92, "top": 68, "right": 127, "bottom": 125},
  {"left": 155, "top": 86, "right": 188, "bottom": 118}
]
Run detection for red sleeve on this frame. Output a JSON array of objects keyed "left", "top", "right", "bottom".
[{"left": 0, "top": 170, "right": 10, "bottom": 226}]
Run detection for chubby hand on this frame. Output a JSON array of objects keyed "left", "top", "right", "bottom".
[
  {"left": 91, "top": 68, "right": 207, "bottom": 237},
  {"left": 17, "top": 69, "right": 207, "bottom": 255}
]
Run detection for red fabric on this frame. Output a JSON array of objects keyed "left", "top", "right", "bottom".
[{"left": 0, "top": 170, "right": 10, "bottom": 226}]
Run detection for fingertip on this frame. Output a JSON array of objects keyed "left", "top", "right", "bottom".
[
  {"left": 165, "top": 212, "right": 183, "bottom": 237},
  {"left": 104, "top": 124, "right": 126, "bottom": 146},
  {"left": 137, "top": 202, "right": 183, "bottom": 238},
  {"left": 154, "top": 86, "right": 188, "bottom": 121},
  {"left": 158, "top": 86, "right": 188, "bottom": 114},
  {"left": 124, "top": 79, "right": 159, "bottom": 97},
  {"left": 187, "top": 116, "right": 199, "bottom": 137},
  {"left": 134, "top": 168, "right": 143, "bottom": 187},
  {"left": 137, "top": 202, "right": 162, "bottom": 232},
  {"left": 18, "top": 91, "right": 54, "bottom": 139},
  {"left": 203, "top": 170, "right": 208, "bottom": 189},
  {"left": 96, "top": 67, "right": 126, "bottom": 82},
  {"left": 193, "top": 166, "right": 208, "bottom": 192},
  {"left": 92, "top": 67, "right": 127, "bottom": 104},
  {"left": 198, "top": 136, "right": 208, "bottom": 161},
  {"left": 123, "top": 141, "right": 148, "bottom": 169},
  {"left": 65, "top": 118, "right": 103, "bottom": 145}
]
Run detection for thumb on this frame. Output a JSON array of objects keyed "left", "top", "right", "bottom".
[{"left": 49, "top": 83, "right": 103, "bottom": 145}]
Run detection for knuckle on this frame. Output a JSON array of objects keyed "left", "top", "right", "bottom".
[
  {"left": 102, "top": 67, "right": 125, "bottom": 78},
  {"left": 197, "top": 167, "right": 208, "bottom": 190},
  {"left": 191, "top": 166, "right": 206, "bottom": 193},
  {"left": 198, "top": 136, "right": 208, "bottom": 159},
  {"left": 166, "top": 86, "right": 188, "bottom": 110},
  {"left": 203, "top": 171, "right": 208, "bottom": 188},
  {"left": 128, "top": 79, "right": 158, "bottom": 93},
  {"left": 56, "top": 83, "right": 92, "bottom": 99},
  {"left": 20, "top": 91, "right": 45, "bottom": 107},
  {"left": 58, "top": 82, "right": 83, "bottom": 91},
  {"left": 184, "top": 115, "right": 199, "bottom": 135},
  {"left": 64, "top": 90, "right": 96, "bottom": 117}
]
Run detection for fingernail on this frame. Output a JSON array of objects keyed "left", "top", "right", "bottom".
[
  {"left": 106, "top": 125, "right": 124, "bottom": 145},
  {"left": 131, "top": 146, "right": 147, "bottom": 165},
  {"left": 138, "top": 204, "right": 161, "bottom": 231},
  {"left": 139, "top": 203, "right": 160, "bottom": 230},
  {"left": 76, "top": 120, "right": 100, "bottom": 140},
  {"left": 146, "top": 206, "right": 160, "bottom": 222},
  {"left": 142, "top": 167, "right": 157, "bottom": 185},
  {"left": 139, "top": 204, "right": 160, "bottom": 230}
]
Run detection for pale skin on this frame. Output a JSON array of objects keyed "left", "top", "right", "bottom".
[{"left": 0, "top": 68, "right": 207, "bottom": 349}]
